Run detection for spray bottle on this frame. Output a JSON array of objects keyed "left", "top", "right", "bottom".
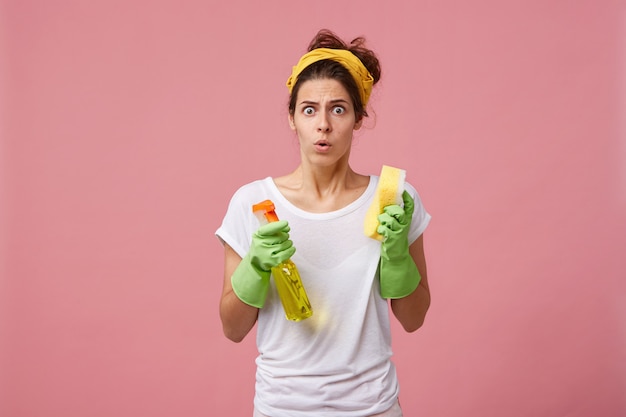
[{"left": 252, "top": 200, "right": 313, "bottom": 321}]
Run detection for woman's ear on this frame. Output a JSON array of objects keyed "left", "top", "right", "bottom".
[
  {"left": 288, "top": 113, "right": 296, "bottom": 131},
  {"left": 354, "top": 117, "right": 363, "bottom": 131}
]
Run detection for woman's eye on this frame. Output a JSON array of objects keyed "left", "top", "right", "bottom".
[
  {"left": 332, "top": 106, "right": 345, "bottom": 115},
  {"left": 303, "top": 107, "right": 315, "bottom": 115}
]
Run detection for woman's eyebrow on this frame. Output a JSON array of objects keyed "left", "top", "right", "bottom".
[{"left": 299, "top": 98, "right": 350, "bottom": 105}]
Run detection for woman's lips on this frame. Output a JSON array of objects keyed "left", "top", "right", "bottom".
[{"left": 314, "top": 140, "right": 331, "bottom": 152}]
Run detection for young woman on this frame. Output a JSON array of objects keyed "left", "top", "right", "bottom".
[{"left": 217, "top": 29, "right": 431, "bottom": 417}]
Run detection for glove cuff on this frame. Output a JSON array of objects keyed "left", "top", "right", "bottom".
[
  {"left": 379, "top": 255, "right": 421, "bottom": 299},
  {"left": 231, "top": 253, "right": 271, "bottom": 308}
]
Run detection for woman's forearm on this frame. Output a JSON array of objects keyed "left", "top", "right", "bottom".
[
  {"left": 220, "top": 244, "right": 259, "bottom": 342},
  {"left": 390, "top": 235, "right": 430, "bottom": 332},
  {"left": 391, "top": 282, "right": 430, "bottom": 332},
  {"left": 220, "top": 288, "right": 259, "bottom": 342}
]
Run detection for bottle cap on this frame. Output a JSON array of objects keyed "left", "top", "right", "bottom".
[{"left": 252, "top": 200, "right": 279, "bottom": 223}]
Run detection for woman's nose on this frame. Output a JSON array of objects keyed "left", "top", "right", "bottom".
[{"left": 317, "top": 114, "right": 331, "bottom": 132}]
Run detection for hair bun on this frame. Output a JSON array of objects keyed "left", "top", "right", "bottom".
[{"left": 307, "top": 29, "right": 381, "bottom": 84}]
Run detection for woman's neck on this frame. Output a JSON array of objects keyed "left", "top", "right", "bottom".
[{"left": 273, "top": 164, "right": 370, "bottom": 213}]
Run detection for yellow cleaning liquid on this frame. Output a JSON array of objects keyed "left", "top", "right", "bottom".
[
  {"left": 253, "top": 200, "right": 313, "bottom": 321},
  {"left": 272, "top": 260, "right": 313, "bottom": 321}
]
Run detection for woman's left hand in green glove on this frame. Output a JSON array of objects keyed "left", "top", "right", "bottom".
[{"left": 377, "top": 190, "right": 421, "bottom": 298}]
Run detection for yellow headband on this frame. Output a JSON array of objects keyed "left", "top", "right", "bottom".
[{"left": 286, "top": 48, "right": 374, "bottom": 107}]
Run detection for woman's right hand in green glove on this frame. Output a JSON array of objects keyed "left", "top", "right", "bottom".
[{"left": 231, "top": 220, "right": 295, "bottom": 308}]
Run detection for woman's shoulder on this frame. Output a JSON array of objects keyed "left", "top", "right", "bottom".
[
  {"left": 222, "top": 178, "right": 278, "bottom": 225},
  {"left": 228, "top": 177, "right": 275, "bottom": 201}
]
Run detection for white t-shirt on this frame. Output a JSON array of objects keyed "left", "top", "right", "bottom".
[{"left": 216, "top": 176, "right": 431, "bottom": 417}]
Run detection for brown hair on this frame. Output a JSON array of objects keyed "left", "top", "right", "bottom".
[{"left": 288, "top": 29, "right": 381, "bottom": 122}]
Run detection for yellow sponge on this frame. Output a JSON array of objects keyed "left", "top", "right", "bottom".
[{"left": 364, "top": 165, "right": 406, "bottom": 241}]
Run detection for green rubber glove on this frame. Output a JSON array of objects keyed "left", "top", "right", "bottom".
[
  {"left": 377, "top": 191, "right": 421, "bottom": 299},
  {"left": 231, "top": 220, "right": 296, "bottom": 308}
]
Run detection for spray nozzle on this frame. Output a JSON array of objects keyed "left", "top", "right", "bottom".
[{"left": 252, "top": 200, "right": 280, "bottom": 225}]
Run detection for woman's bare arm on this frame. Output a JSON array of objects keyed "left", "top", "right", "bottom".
[
  {"left": 390, "top": 235, "right": 430, "bottom": 332},
  {"left": 219, "top": 244, "right": 260, "bottom": 342}
]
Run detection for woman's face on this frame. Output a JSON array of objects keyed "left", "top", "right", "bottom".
[{"left": 288, "top": 78, "right": 362, "bottom": 168}]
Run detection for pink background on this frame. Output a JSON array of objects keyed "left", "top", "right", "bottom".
[{"left": 2, "top": 1, "right": 625, "bottom": 416}]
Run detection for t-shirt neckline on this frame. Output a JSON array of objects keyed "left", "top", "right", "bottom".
[{"left": 263, "top": 176, "right": 377, "bottom": 220}]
